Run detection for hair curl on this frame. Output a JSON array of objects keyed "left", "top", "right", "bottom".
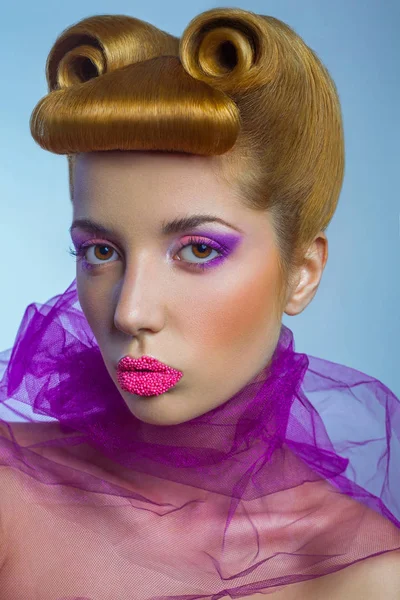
[{"left": 30, "top": 7, "right": 345, "bottom": 304}]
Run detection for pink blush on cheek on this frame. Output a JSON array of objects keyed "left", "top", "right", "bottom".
[{"left": 201, "top": 265, "right": 280, "bottom": 350}]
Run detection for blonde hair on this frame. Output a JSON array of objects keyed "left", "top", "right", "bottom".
[{"left": 30, "top": 7, "right": 345, "bottom": 303}]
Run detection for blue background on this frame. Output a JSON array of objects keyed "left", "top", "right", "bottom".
[{"left": 1, "top": 0, "right": 398, "bottom": 397}]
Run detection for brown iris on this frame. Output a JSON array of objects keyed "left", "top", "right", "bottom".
[
  {"left": 191, "top": 243, "right": 213, "bottom": 259},
  {"left": 94, "top": 245, "right": 114, "bottom": 261}
]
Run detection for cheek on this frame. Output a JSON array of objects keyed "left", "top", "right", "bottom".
[
  {"left": 186, "top": 263, "right": 281, "bottom": 351},
  {"left": 77, "top": 278, "right": 110, "bottom": 334}
]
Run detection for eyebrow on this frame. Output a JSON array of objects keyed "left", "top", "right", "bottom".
[{"left": 69, "top": 214, "right": 244, "bottom": 237}]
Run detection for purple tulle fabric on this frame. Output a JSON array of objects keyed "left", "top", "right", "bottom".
[{"left": 0, "top": 278, "right": 399, "bottom": 599}]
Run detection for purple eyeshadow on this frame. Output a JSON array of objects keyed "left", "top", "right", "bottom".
[
  {"left": 69, "top": 227, "right": 243, "bottom": 273},
  {"left": 178, "top": 230, "right": 242, "bottom": 272},
  {"left": 192, "top": 230, "right": 242, "bottom": 253}
]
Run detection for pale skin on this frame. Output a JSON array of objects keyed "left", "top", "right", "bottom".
[
  {"left": 69, "top": 150, "right": 400, "bottom": 598},
  {"left": 70, "top": 150, "right": 327, "bottom": 427}
]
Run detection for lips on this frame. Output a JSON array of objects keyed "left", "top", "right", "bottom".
[
  {"left": 116, "top": 355, "right": 183, "bottom": 396},
  {"left": 118, "top": 355, "right": 173, "bottom": 373}
]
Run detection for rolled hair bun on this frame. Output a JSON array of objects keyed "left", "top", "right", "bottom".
[{"left": 30, "top": 7, "right": 345, "bottom": 294}]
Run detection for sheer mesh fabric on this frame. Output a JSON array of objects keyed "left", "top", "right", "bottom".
[{"left": 0, "top": 279, "right": 399, "bottom": 599}]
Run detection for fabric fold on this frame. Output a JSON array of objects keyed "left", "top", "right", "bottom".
[{"left": 0, "top": 279, "right": 399, "bottom": 599}]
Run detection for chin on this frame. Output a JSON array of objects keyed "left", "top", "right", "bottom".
[{"left": 122, "top": 392, "right": 193, "bottom": 426}]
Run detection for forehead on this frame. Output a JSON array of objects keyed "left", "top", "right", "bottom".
[
  {"left": 73, "top": 151, "right": 223, "bottom": 190},
  {"left": 71, "top": 151, "right": 277, "bottom": 243},
  {"left": 73, "top": 151, "right": 240, "bottom": 214}
]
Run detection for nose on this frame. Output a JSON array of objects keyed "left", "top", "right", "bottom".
[{"left": 113, "top": 262, "right": 165, "bottom": 336}]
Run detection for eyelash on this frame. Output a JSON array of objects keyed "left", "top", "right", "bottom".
[{"left": 68, "top": 236, "right": 230, "bottom": 273}]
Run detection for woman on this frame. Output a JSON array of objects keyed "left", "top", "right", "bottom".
[{"left": 0, "top": 7, "right": 399, "bottom": 599}]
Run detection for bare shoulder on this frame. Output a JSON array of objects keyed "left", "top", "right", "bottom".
[
  {"left": 366, "top": 548, "right": 400, "bottom": 585},
  {"left": 326, "top": 549, "right": 400, "bottom": 598},
  {"left": 222, "top": 550, "right": 400, "bottom": 600},
  {"left": 356, "top": 548, "right": 400, "bottom": 576}
]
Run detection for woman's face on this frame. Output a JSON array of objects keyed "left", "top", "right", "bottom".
[{"left": 70, "top": 151, "right": 288, "bottom": 426}]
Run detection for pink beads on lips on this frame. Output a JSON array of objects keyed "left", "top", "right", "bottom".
[{"left": 117, "top": 356, "right": 183, "bottom": 397}]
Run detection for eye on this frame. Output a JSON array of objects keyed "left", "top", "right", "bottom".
[
  {"left": 68, "top": 235, "right": 231, "bottom": 272},
  {"left": 87, "top": 244, "right": 117, "bottom": 264},
  {"left": 175, "top": 238, "right": 219, "bottom": 263},
  {"left": 172, "top": 236, "right": 230, "bottom": 271},
  {"left": 68, "top": 243, "right": 118, "bottom": 269}
]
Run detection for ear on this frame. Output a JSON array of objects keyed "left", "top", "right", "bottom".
[{"left": 283, "top": 233, "right": 328, "bottom": 316}]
